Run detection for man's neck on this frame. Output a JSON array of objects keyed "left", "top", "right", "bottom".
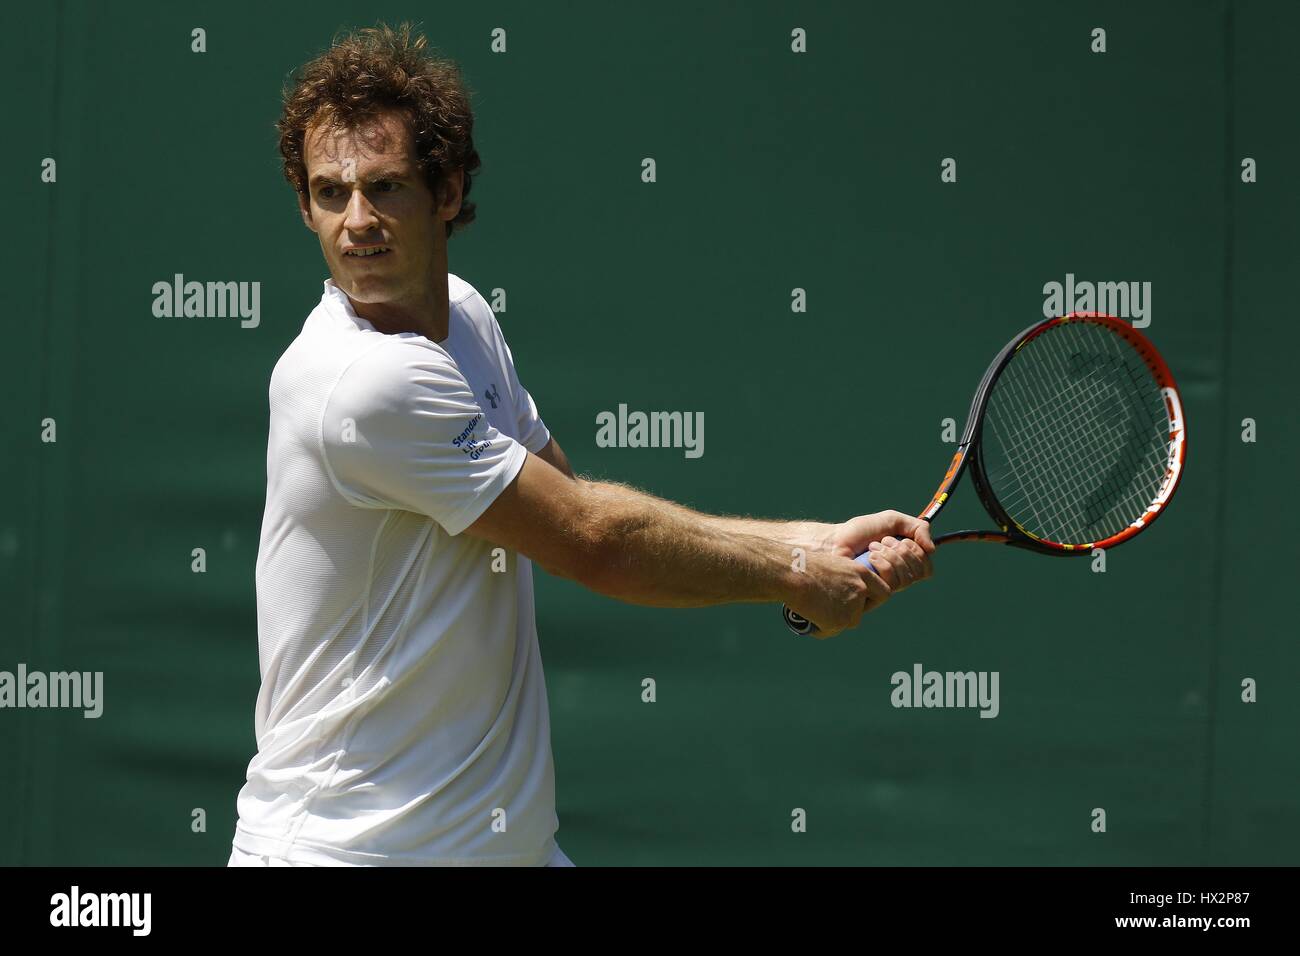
[{"left": 348, "top": 272, "right": 450, "bottom": 343}]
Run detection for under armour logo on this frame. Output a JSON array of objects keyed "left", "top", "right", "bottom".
[{"left": 484, "top": 384, "right": 501, "bottom": 409}]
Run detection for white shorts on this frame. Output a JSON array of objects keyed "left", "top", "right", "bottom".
[{"left": 227, "top": 843, "right": 575, "bottom": 867}]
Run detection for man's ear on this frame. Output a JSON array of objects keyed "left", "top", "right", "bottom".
[
  {"left": 437, "top": 168, "right": 464, "bottom": 222},
  {"left": 298, "top": 194, "right": 316, "bottom": 233}
]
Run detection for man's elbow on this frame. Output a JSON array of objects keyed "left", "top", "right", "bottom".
[
  {"left": 550, "top": 532, "right": 617, "bottom": 594},
  {"left": 538, "top": 506, "right": 631, "bottom": 597},
  {"left": 534, "top": 544, "right": 603, "bottom": 591}
]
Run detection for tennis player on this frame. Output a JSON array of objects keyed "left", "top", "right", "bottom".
[{"left": 228, "top": 23, "right": 934, "bottom": 867}]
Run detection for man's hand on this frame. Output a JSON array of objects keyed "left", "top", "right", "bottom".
[
  {"left": 823, "top": 510, "right": 936, "bottom": 564},
  {"left": 863, "top": 536, "right": 933, "bottom": 593},
  {"left": 824, "top": 510, "right": 934, "bottom": 593},
  {"left": 787, "top": 510, "right": 936, "bottom": 637},
  {"left": 787, "top": 550, "right": 892, "bottom": 638}
]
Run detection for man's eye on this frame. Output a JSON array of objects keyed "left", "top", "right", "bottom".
[
  {"left": 374, "top": 181, "right": 398, "bottom": 193},
  {"left": 318, "top": 185, "right": 338, "bottom": 199}
]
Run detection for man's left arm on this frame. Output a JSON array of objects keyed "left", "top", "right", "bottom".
[
  {"left": 619, "top": 493, "right": 931, "bottom": 565},
  {"left": 531, "top": 437, "right": 930, "bottom": 567}
]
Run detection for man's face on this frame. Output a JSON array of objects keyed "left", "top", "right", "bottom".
[{"left": 299, "top": 110, "right": 459, "bottom": 307}]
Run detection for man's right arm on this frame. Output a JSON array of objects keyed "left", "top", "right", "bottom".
[{"left": 464, "top": 452, "right": 916, "bottom": 637}]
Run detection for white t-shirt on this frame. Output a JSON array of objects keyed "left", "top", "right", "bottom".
[{"left": 233, "top": 275, "right": 557, "bottom": 866}]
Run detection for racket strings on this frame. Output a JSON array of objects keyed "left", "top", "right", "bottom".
[
  {"left": 993, "top": 370, "right": 1159, "bottom": 540},
  {"left": 990, "top": 371, "right": 1131, "bottom": 539},
  {"left": 997, "top": 349, "right": 1165, "bottom": 543},
  {"left": 993, "top": 377, "right": 1124, "bottom": 540},
  {"left": 982, "top": 322, "right": 1169, "bottom": 545},
  {"left": 993, "top": 336, "right": 1165, "bottom": 542},
  {"left": 1001, "top": 365, "right": 1159, "bottom": 529}
]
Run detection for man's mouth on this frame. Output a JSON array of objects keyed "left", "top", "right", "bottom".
[{"left": 344, "top": 246, "right": 391, "bottom": 258}]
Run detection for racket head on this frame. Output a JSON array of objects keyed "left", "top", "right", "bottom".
[{"left": 963, "top": 312, "right": 1186, "bottom": 553}]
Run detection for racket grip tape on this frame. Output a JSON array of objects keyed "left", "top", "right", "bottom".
[{"left": 781, "top": 552, "right": 878, "bottom": 636}]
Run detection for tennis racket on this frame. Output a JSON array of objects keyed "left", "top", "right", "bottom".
[{"left": 782, "top": 311, "right": 1187, "bottom": 636}]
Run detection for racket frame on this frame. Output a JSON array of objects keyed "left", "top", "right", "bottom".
[{"left": 920, "top": 311, "right": 1187, "bottom": 554}]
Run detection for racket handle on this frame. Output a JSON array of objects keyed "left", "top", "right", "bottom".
[{"left": 781, "top": 552, "right": 878, "bottom": 636}]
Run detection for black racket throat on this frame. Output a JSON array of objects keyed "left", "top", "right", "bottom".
[{"left": 926, "top": 432, "right": 1061, "bottom": 553}]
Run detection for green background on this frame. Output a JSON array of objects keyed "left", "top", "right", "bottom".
[{"left": 2, "top": 0, "right": 1295, "bottom": 865}]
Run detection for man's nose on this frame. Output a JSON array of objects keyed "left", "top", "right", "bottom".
[{"left": 343, "top": 189, "right": 380, "bottom": 232}]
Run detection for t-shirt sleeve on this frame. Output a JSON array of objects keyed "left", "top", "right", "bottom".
[
  {"left": 510, "top": 373, "right": 551, "bottom": 455},
  {"left": 320, "top": 340, "right": 527, "bottom": 536},
  {"left": 491, "top": 315, "right": 551, "bottom": 454}
]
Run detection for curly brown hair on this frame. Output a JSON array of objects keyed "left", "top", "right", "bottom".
[{"left": 277, "top": 22, "right": 481, "bottom": 239}]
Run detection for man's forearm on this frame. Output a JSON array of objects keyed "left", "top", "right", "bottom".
[
  {"left": 593, "top": 480, "right": 831, "bottom": 555},
  {"left": 576, "top": 479, "right": 821, "bottom": 608},
  {"left": 701, "top": 514, "right": 829, "bottom": 553}
]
